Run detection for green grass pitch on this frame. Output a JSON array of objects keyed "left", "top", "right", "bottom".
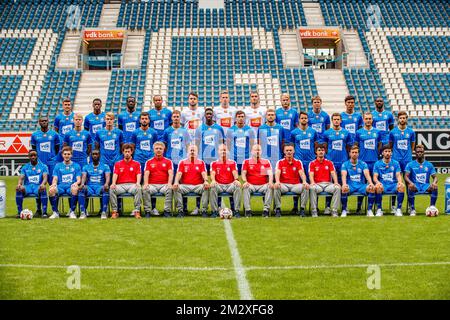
[{"left": 0, "top": 175, "right": 449, "bottom": 300}]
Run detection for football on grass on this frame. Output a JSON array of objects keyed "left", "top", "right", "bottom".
[
  {"left": 20, "top": 209, "right": 33, "bottom": 220},
  {"left": 425, "top": 206, "right": 439, "bottom": 217},
  {"left": 219, "top": 208, "right": 233, "bottom": 219}
]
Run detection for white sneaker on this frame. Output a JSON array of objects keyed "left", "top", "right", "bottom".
[
  {"left": 341, "top": 210, "right": 347, "bottom": 217},
  {"left": 367, "top": 209, "right": 374, "bottom": 217},
  {"left": 101, "top": 212, "right": 108, "bottom": 220},
  {"left": 324, "top": 207, "right": 331, "bottom": 215},
  {"left": 410, "top": 209, "right": 416, "bottom": 217},
  {"left": 79, "top": 213, "right": 87, "bottom": 220},
  {"left": 391, "top": 206, "right": 396, "bottom": 215},
  {"left": 49, "top": 212, "right": 59, "bottom": 219},
  {"left": 331, "top": 211, "right": 338, "bottom": 218},
  {"left": 311, "top": 211, "right": 318, "bottom": 218},
  {"left": 395, "top": 208, "right": 403, "bottom": 217},
  {"left": 376, "top": 209, "right": 384, "bottom": 217},
  {"left": 69, "top": 211, "right": 77, "bottom": 219},
  {"left": 191, "top": 207, "right": 199, "bottom": 215},
  {"left": 152, "top": 208, "right": 160, "bottom": 216}
]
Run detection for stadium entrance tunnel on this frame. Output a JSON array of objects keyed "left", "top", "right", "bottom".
[
  {"left": 299, "top": 27, "right": 343, "bottom": 69},
  {"left": 82, "top": 29, "right": 125, "bottom": 70}
]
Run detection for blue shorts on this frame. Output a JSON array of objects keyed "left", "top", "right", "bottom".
[
  {"left": 57, "top": 185, "right": 73, "bottom": 196},
  {"left": 414, "top": 183, "right": 431, "bottom": 194},
  {"left": 303, "top": 161, "right": 310, "bottom": 179},
  {"left": 24, "top": 184, "right": 40, "bottom": 196},
  {"left": 399, "top": 161, "right": 408, "bottom": 172},
  {"left": 383, "top": 183, "right": 398, "bottom": 194},
  {"left": 86, "top": 185, "right": 105, "bottom": 196},
  {"left": 349, "top": 184, "right": 367, "bottom": 195}
]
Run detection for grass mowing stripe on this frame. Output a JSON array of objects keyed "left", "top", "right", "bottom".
[{"left": 223, "top": 220, "right": 253, "bottom": 300}]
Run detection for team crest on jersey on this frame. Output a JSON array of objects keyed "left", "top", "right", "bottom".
[
  {"left": 325, "top": 166, "right": 329, "bottom": 170},
  {"left": 70, "top": 168, "right": 74, "bottom": 172},
  {"left": 406, "top": 134, "right": 410, "bottom": 138},
  {"left": 195, "top": 167, "right": 199, "bottom": 170},
  {"left": 425, "top": 167, "right": 428, "bottom": 171},
  {"left": 227, "top": 167, "right": 230, "bottom": 171},
  {"left": 357, "top": 168, "right": 362, "bottom": 173},
  {"left": 130, "top": 167, "right": 134, "bottom": 171},
  {"left": 162, "top": 163, "right": 166, "bottom": 167}
]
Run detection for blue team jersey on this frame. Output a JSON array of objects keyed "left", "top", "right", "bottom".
[
  {"left": 20, "top": 162, "right": 48, "bottom": 185},
  {"left": 258, "top": 123, "right": 287, "bottom": 166},
  {"left": 341, "top": 111, "right": 363, "bottom": 143},
  {"left": 389, "top": 127, "right": 416, "bottom": 163},
  {"left": 149, "top": 108, "right": 172, "bottom": 140},
  {"left": 276, "top": 107, "right": 299, "bottom": 132},
  {"left": 342, "top": 160, "right": 368, "bottom": 187},
  {"left": 308, "top": 110, "right": 330, "bottom": 142},
  {"left": 53, "top": 161, "right": 82, "bottom": 186},
  {"left": 131, "top": 127, "right": 158, "bottom": 163},
  {"left": 226, "top": 125, "right": 256, "bottom": 165},
  {"left": 31, "top": 129, "right": 60, "bottom": 165},
  {"left": 84, "top": 112, "right": 106, "bottom": 140},
  {"left": 374, "top": 159, "right": 401, "bottom": 186},
  {"left": 95, "top": 128, "right": 124, "bottom": 165},
  {"left": 290, "top": 127, "right": 318, "bottom": 162},
  {"left": 405, "top": 160, "right": 436, "bottom": 186},
  {"left": 355, "top": 127, "right": 381, "bottom": 163},
  {"left": 323, "top": 128, "right": 352, "bottom": 163},
  {"left": 162, "top": 126, "right": 191, "bottom": 165},
  {"left": 118, "top": 110, "right": 141, "bottom": 143},
  {"left": 195, "top": 123, "right": 225, "bottom": 164},
  {"left": 53, "top": 112, "right": 74, "bottom": 138},
  {"left": 372, "top": 110, "right": 394, "bottom": 144},
  {"left": 63, "top": 129, "right": 92, "bottom": 161},
  {"left": 82, "top": 163, "right": 111, "bottom": 186}
]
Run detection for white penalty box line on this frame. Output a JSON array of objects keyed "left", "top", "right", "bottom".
[{"left": 0, "top": 261, "right": 449, "bottom": 271}]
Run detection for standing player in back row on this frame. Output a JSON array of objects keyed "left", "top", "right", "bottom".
[
  {"left": 84, "top": 98, "right": 106, "bottom": 142},
  {"left": 244, "top": 91, "right": 266, "bottom": 136},
  {"left": 118, "top": 96, "right": 140, "bottom": 143},
  {"left": 275, "top": 93, "right": 299, "bottom": 132},
  {"left": 341, "top": 95, "right": 363, "bottom": 145},
  {"left": 214, "top": 90, "right": 236, "bottom": 136},
  {"left": 95, "top": 112, "right": 124, "bottom": 172},
  {"left": 64, "top": 114, "right": 92, "bottom": 170},
  {"left": 371, "top": 97, "right": 394, "bottom": 146},
  {"left": 149, "top": 95, "right": 172, "bottom": 141},
  {"left": 308, "top": 96, "right": 330, "bottom": 143},
  {"left": 53, "top": 97, "right": 75, "bottom": 140},
  {"left": 131, "top": 112, "right": 158, "bottom": 174},
  {"left": 258, "top": 109, "right": 288, "bottom": 170},
  {"left": 181, "top": 92, "right": 205, "bottom": 140}
]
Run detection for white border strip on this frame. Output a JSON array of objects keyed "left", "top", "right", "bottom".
[{"left": 223, "top": 220, "right": 254, "bottom": 300}]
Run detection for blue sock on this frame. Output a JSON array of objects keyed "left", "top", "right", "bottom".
[
  {"left": 390, "top": 195, "right": 396, "bottom": 208},
  {"left": 431, "top": 189, "right": 438, "bottom": 206},
  {"left": 16, "top": 191, "right": 24, "bottom": 214},
  {"left": 408, "top": 191, "right": 416, "bottom": 210},
  {"left": 326, "top": 196, "right": 331, "bottom": 208},
  {"left": 196, "top": 197, "right": 200, "bottom": 208},
  {"left": 376, "top": 194, "right": 382, "bottom": 210},
  {"left": 183, "top": 197, "right": 188, "bottom": 211},
  {"left": 293, "top": 196, "right": 299, "bottom": 210},
  {"left": 36, "top": 197, "right": 42, "bottom": 212},
  {"left": 78, "top": 192, "right": 86, "bottom": 213},
  {"left": 151, "top": 197, "right": 157, "bottom": 209},
  {"left": 40, "top": 191, "right": 48, "bottom": 214},
  {"left": 368, "top": 193, "right": 375, "bottom": 211},
  {"left": 50, "top": 196, "right": 58, "bottom": 213},
  {"left": 218, "top": 197, "right": 222, "bottom": 208},
  {"left": 230, "top": 197, "right": 235, "bottom": 210},
  {"left": 102, "top": 193, "right": 110, "bottom": 213},
  {"left": 70, "top": 195, "right": 78, "bottom": 212},
  {"left": 397, "top": 192, "right": 404, "bottom": 209},
  {"left": 341, "top": 193, "right": 348, "bottom": 211},
  {"left": 357, "top": 196, "right": 363, "bottom": 210}
]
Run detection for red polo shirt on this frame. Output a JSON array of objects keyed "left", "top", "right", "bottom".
[
  {"left": 211, "top": 159, "right": 237, "bottom": 184},
  {"left": 309, "top": 158, "right": 335, "bottom": 183},
  {"left": 144, "top": 156, "right": 173, "bottom": 184},
  {"left": 114, "top": 159, "right": 141, "bottom": 184},
  {"left": 276, "top": 158, "right": 304, "bottom": 184},
  {"left": 242, "top": 158, "right": 272, "bottom": 185},
  {"left": 178, "top": 158, "right": 206, "bottom": 185}
]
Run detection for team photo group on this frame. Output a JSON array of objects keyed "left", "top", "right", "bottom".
[{"left": 17, "top": 90, "right": 439, "bottom": 219}]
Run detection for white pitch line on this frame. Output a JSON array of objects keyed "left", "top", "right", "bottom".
[
  {"left": 0, "top": 264, "right": 229, "bottom": 271},
  {"left": 223, "top": 220, "right": 254, "bottom": 300}
]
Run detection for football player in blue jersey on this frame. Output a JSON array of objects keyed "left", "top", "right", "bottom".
[
  {"left": 53, "top": 97, "right": 74, "bottom": 139},
  {"left": 63, "top": 114, "right": 92, "bottom": 169},
  {"left": 84, "top": 98, "right": 105, "bottom": 142},
  {"left": 373, "top": 145, "right": 405, "bottom": 217},
  {"left": 226, "top": 110, "right": 256, "bottom": 174},
  {"left": 195, "top": 107, "right": 225, "bottom": 172},
  {"left": 388, "top": 110, "right": 415, "bottom": 213},
  {"left": 78, "top": 149, "right": 111, "bottom": 220},
  {"left": 16, "top": 150, "right": 49, "bottom": 218},
  {"left": 131, "top": 112, "right": 158, "bottom": 174},
  {"left": 308, "top": 96, "right": 330, "bottom": 143},
  {"left": 372, "top": 97, "right": 394, "bottom": 146},
  {"left": 118, "top": 96, "right": 140, "bottom": 143},
  {"left": 258, "top": 108, "right": 288, "bottom": 170},
  {"left": 275, "top": 93, "right": 299, "bottom": 132},
  {"left": 341, "top": 146, "right": 376, "bottom": 217},
  {"left": 162, "top": 110, "right": 191, "bottom": 173},
  {"left": 341, "top": 95, "right": 363, "bottom": 145},
  {"left": 404, "top": 145, "right": 438, "bottom": 216},
  {"left": 323, "top": 113, "right": 352, "bottom": 214},
  {"left": 48, "top": 146, "right": 82, "bottom": 219},
  {"left": 95, "top": 112, "right": 124, "bottom": 172},
  {"left": 289, "top": 111, "right": 318, "bottom": 214},
  {"left": 149, "top": 95, "right": 172, "bottom": 141}
]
